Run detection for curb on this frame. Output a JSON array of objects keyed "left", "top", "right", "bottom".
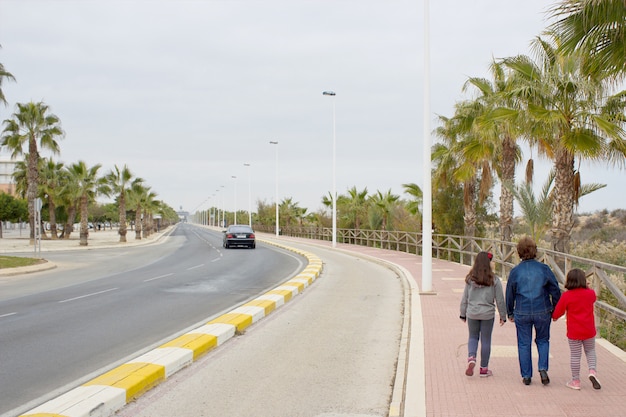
[{"left": 19, "top": 239, "right": 322, "bottom": 417}]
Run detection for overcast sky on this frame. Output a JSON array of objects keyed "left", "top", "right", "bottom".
[{"left": 1, "top": 0, "right": 624, "bottom": 217}]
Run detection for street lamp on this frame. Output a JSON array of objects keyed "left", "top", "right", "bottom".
[
  {"left": 322, "top": 90, "right": 337, "bottom": 248},
  {"left": 269, "top": 141, "right": 279, "bottom": 237},
  {"left": 231, "top": 176, "right": 238, "bottom": 225},
  {"left": 220, "top": 185, "right": 225, "bottom": 227},
  {"left": 244, "top": 163, "right": 252, "bottom": 226}
]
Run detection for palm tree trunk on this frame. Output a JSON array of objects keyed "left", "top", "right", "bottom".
[
  {"left": 135, "top": 207, "right": 142, "bottom": 240},
  {"left": 79, "top": 194, "right": 89, "bottom": 246},
  {"left": 551, "top": 147, "right": 575, "bottom": 254},
  {"left": 499, "top": 135, "right": 516, "bottom": 242},
  {"left": 463, "top": 180, "right": 477, "bottom": 237},
  {"left": 48, "top": 198, "right": 58, "bottom": 239},
  {"left": 119, "top": 195, "right": 127, "bottom": 243},
  {"left": 27, "top": 140, "right": 39, "bottom": 242}
]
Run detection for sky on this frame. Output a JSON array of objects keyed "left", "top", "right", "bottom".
[{"left": 0, "top": 0, "right": 624, "bottom": 217}]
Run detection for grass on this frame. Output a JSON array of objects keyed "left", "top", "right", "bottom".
[{"left": 0, "top": 255, "right": 45, "bottom": 269}]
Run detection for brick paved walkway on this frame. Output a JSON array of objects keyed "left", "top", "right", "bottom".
[{"left": 281, "top": 237, "right": 626, "bottom": 417}]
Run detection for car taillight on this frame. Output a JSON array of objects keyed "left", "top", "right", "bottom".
[
  {"left": 226, "top": 233, "right": 234, "bottom": 238},
  {"left": 249, "top": 233, "right": 255, "bottom": 238}
]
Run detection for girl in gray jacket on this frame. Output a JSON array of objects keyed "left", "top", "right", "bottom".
[{"left": 460, "top": 251, "right": 507, "bottom": 377}]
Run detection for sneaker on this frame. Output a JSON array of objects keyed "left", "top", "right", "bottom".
[
  {"left": 479, "top": 367, "right": 493, "bottom": 377},
  {"left": 566, "top": 379, "right": 581, "bottom": 390},
  {"left": 522, "top": 377, "right": 531, "bottom": 385},
  {"left": 465, "top": 357, "right": 476, "bottom": 376},
  {"left": 539, "top": 369, "right": 550, "bottom": 385},
  {"left": 588, "top": 370, "right": 601, "bottom": 390}
]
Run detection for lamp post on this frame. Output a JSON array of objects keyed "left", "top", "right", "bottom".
[
  {"left": 244, "top": 163, "right": 252, "bottom": 226},
  {"left": 231, "top": 176, "right": 237, "bottom": 225},
  {"left": 421, "top": 0, "right": 433, "bottom": 293},
  {"left": 322, "top": 90, "right": 337, "bottom": 248},
  {"left": 220, "top": 185, "right": 225, "bottom": 227},
  {"left": 269, "top": 141, "right": 279, "bottom": 237}
]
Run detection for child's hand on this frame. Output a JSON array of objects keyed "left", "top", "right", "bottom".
[{"left": 499, "top": 319, "right": 505, "bottom": 326}]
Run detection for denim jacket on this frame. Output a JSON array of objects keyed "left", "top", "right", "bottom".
[{"left": 505, "top": 259, "right": 561, "bottom": 318}]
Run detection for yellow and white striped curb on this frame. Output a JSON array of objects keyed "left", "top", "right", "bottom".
[{"left": 20, "top": 240, "right": 322, "bottom": 417}]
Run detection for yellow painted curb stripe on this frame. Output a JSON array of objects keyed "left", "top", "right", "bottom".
[
  {"left": 84, "top": 362, "right": 165, "bottom": 402},
  {"left": 267, "top": 288, "right": 294, "bottom": 302},
  {"left": 160, "top": 333, "right": 218, "bottom": 360},
  {"left": 208, "top": 312, "right": 253, "bottom": 333},
  {"left": 244, "top": 298, "right": 277, "bottom": 315}
]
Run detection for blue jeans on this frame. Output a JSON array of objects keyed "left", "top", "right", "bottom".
[
  {"left": 467, "top": 318, "right": 495, "bottom": 368},
  {"left": 514, "top": 312, "right": 552, "bottom": 378}
]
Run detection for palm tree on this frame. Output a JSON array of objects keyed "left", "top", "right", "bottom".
[
  {"left": 0, "top": 49, "right": 16, "bottom": 107},
  {"left": 341, "top": 186, "right": 369, "bottom": 230},
  {"left": 503, "top": 35, "right": 626, "bottom": 253},
  {"left": 127, "top": 182, "right": 148, "bottom": 239},
  {"left": 549, "top": 0, "right": 626, "bottom": 79},
  {"left": 66, "top": 161, "right": 105, "bottom": 246},
  {"left": 369, "top": 189, "right": 399, "bottom": 231},
  {"left": 402, "top": 183, "right": 423, "bottom": 217},
  {"left": 509, "top": 169, "right": 607, "bottom": 242},
  {"left": 1, "top": 101, "right": 64, "bottom": 241},
  {"left": 464, "top": 60, "right": 525, "bottom": 242},
  {"left": 40, "top": 157, "right": 64, "bottom": 239},
  {"left": 434, "top": 100, "right": 496, "bottom": 237},
  {"left": 141, "top": 189, "right": 159, "bottom": 238},
  {"left": 105, "top": 165, "right": 143, "bottom": 242}
]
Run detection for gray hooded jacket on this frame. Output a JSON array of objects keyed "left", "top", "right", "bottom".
[{"left": 460, "top": 276, "right": 506, "bottom": 321}]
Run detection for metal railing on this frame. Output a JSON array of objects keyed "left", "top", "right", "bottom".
[{"left": 256, "top": 225, "right": 626, "bottom": 344}]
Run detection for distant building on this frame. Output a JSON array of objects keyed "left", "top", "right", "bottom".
[
  {"left": 177, "top": 210, "right": 189, "bottom": 222},
  {"left": 0, "top": 154, "right": 21, "bottom": 196}
]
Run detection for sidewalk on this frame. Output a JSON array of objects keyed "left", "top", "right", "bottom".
[
  {"left": 274, "top": 236, "right": 626, "bottom": 417},
  {"left": 0, "top": 227, "right": 168, "bottom": 276}
]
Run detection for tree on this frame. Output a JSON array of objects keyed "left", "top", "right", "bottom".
[
  {"left": 434, "top": 100, "right": 496, "bottom": 237},
  {"left": 66, "top": 161, "right": 105, "bottom": 246},
  {"left": 39, "top": 157, "right": 64, "bottom": 239},
  {"left": 509, "top": 169, "right": 607, "bottom": 242},
  {"left": 1, "top": 101, "right": 64, "bottom": 241},
  {"left": 340, "top": 186, "right": 369, "bottom": 230},
  {"left": 369, "top": 189, "right": 399, "bottom": 231},
  {"left": 0, "top": 193, "right": 27, "bottom": 238},
  {"left": 105, "top": 165, "right": 143, "bottom": 242},
  {"left": 0, "top": 50, "right": 16, "bottom": 107},
  {"left": 549, "top": 0, "right": 626, "bottom": 79},
  {"left": 402, "top": 183, "right": 423, "bottom": 218},
  {"left": 503, "top": 35, "right": 626, "bottom": 253},
  {"left": 464, "top": 60, "right": 524, "bottom": 242}
]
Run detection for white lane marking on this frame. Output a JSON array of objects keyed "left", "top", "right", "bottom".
[
  {"left": 0, "top": 312, "right": 17, "bottom": 318},
  {"left": 186, "top": 264, "right": 204, "bottom": 271},
  {"left": 144, "top": 273, "right": 174, "bottom": 282},
  {"left": 58, "top": 287, "right": 119, "bottom": 303}
]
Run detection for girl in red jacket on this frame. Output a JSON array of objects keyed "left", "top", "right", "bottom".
[{"left": 552, "top": 268, "right": 601, "bottom": 390}]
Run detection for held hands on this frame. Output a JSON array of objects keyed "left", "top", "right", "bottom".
[{"left": 499, "top": 319, "right": 505, "bottom": 326}]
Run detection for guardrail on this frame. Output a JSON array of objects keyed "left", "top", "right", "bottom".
[{"left": 256, "top": 225, "right": 626, "bottom": 348}]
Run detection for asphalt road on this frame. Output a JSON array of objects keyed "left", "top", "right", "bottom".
[{"left": 0, "top": 224, "right": 305, "bottom": 417}]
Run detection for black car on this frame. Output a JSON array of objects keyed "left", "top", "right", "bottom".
[{"left": 222, "top": 225, "right": 256, "bottom": 249}]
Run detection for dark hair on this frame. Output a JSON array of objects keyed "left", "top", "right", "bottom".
[
  {"left": 516, "top": 236, "right": 537, "bottom": 261},
  {"left": 465, "top": 251, "right": 495, "bottom": 286},
  {"left": 565, "top": 268, "right": 588, "bottom": 290}
]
